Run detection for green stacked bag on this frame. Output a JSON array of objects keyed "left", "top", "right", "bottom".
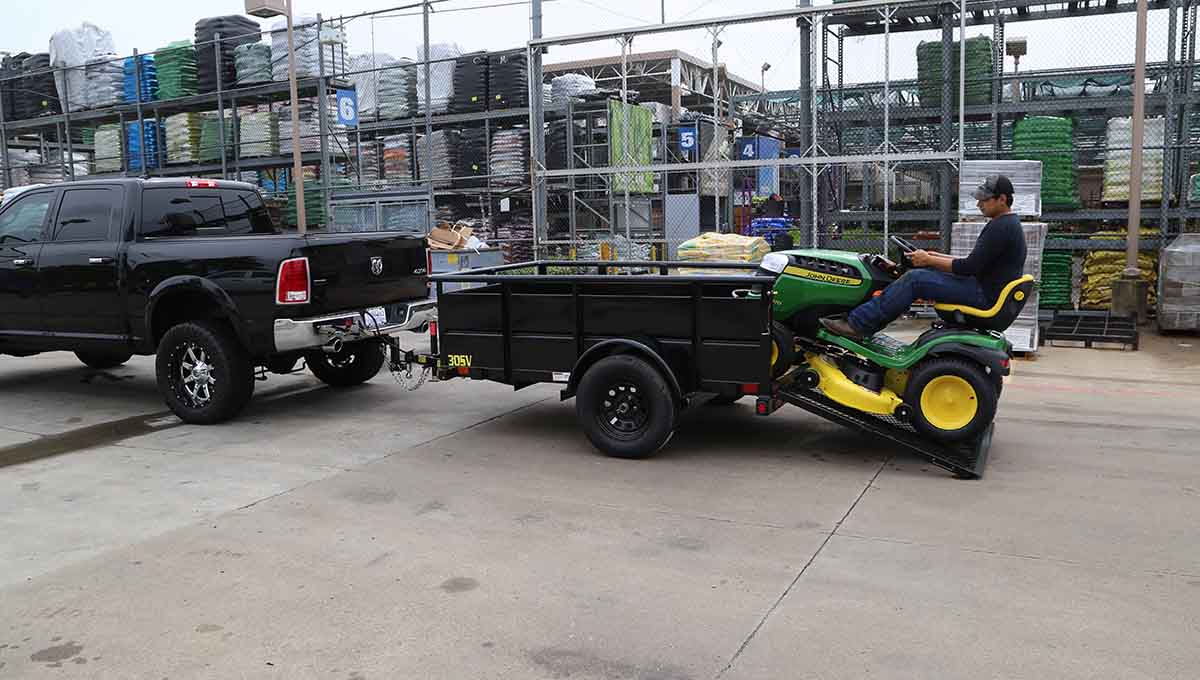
[
  {"left": 198, "top": 113, "right": 234, "bottom": 162},
  {"left": 1013, "top": 116, "right": 1079, "bottom": 209},
  {"left": 1039, "top": 251, "right": 1074, "bottom": 308},
  {"left": 157, "top": 41, "right": 198, "bottom": 100},
  {"left": 916, "top": 36, "right": 994, "bottom": 108},
  {"left": 282, "top": 180, "right": 326, "bottom": 229}
]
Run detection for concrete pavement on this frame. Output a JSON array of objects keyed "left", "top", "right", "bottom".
[{"left": 1, "top": 330, "right": 1198, "bottom": 679}]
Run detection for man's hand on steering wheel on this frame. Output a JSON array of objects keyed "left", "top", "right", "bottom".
[{"left": 906, "top": 249, "right": 936, "bottom": 268}]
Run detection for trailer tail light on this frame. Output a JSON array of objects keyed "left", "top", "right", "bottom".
[
  {"left": 756, "top": 401, "right": 770, "bottom": 415},
  {"left": 276, "top": 257, "right": 310, "bottom": 305},
  {"left": 186, "top": 179, "right": 218, "bottom": 188}
]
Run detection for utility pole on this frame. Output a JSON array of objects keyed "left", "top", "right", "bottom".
[{"left": 1113, "top": 0, "right": 1150, "bottom": 321}]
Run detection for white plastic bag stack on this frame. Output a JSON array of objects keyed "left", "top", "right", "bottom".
[
  {"left": 348, "top": 53, "right": 393, "bottom": 120},
  {"left": 1103, "top": 116, "right": 1166, "bottom": 202},
  {"left": 94, "top": 124, "right": 123, "bottom": 173},
  {"left": 550, "top": 73, "right": 595, "bottom": 110},
  {"left": 85, "top": 54, "right": 124, "bottom": 109},
  {"left": 49, "top": 22, "right": 117, "bottom": 112},
  {"left": 378, "top": 58, "right": 416, "bottom": 119},
  {"left": 278, "top": 96, "right": 345, "bottom": 155},
  {"left": 416, "top": 43, "right": 461, "bottom": 114},
  {"left": 270, "top": 16, "right": 344, "bottom": 81},
  {"left": 239, "top": 108, "right": 278, "bottom": 157}
]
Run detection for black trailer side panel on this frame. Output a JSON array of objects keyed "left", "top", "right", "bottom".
[{"left": 435, "top": 262, "right": 774, "bottom": 393}]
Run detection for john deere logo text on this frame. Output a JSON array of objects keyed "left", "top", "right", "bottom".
[{"left": 785, "top": 266, "right": 861, "bottom": 286}]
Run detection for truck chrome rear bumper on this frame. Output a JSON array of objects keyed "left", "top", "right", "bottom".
[{"left": 273, "top": 300, "right": 438, "bottom": 353}]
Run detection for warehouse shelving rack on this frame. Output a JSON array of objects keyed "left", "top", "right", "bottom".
[{"left": 803, "top": 0, "right": 1200, "bottom": 251}]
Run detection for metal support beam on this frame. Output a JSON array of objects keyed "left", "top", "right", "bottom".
[
  {"left": 940, "top": 10, "right": 954, "bottom": 249},
  {"left": 529, "top": 0, "right": 547, "bottom": 254},
  {"left": 1126, "top": 0, "right": 1150, "bottom": 274}
]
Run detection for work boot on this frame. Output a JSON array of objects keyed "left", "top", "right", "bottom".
[{"left": 820, "top": 317, "right": 864, "bottom": 340}]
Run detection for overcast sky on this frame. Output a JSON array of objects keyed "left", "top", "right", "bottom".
[{"left": 0, "top": 0, "right": 1168, "bottom": 93}]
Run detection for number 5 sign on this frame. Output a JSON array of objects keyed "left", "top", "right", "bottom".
[
  {"left": 678, "top": 125, "right": 697, "bottom": 154},
  {"left": 336, "top": 89, "right": 358, "bottom": 127}
]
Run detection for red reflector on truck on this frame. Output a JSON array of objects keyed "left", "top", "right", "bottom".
[
  {"left": 276, "top": 257, "right": 310, "bottom": 305},
  {"left": 741, "top": 383, "right": 759, "bottom": 395}
]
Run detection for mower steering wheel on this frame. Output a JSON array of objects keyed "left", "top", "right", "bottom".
[
  {"left": 889, "top": 235, "right": 918, "bottom": 274},
  {"left": 890, "top": 235, "right": 917, "bottom": 254}
]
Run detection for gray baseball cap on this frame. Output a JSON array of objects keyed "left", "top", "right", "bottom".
[{"left": 973, "top": 175, "right": 1014, "bottom": 201}]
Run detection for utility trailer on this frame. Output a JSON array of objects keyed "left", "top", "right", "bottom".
[{"left": 418, "top": 260, "right": 992, "bottom": 478}]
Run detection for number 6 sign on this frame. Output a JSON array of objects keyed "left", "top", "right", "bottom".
[{"left": 336, "top": 89, "right": 358, "bottom": 127}]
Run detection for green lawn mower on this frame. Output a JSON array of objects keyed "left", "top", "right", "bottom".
[{"left": 759, "top": 235, "right": 1035, "bottom": 443}]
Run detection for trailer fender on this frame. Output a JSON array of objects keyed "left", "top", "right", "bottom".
[{"left": 561, "top": 339, "right": 684, "bottom": 405}]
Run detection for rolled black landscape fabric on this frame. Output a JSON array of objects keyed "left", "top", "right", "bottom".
[{"left": 195, "top": 15, "right": 261, "bottom": 94}]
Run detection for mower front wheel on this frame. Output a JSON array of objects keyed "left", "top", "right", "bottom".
[{"left": 904, "top": 357, "right": 998, "bottom": 443}]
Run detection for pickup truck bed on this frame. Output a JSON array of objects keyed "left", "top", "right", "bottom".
[{"left": 0, "top": 177, "right": 434, "bottom": 423}]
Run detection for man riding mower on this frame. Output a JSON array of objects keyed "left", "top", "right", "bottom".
[{"left": 757, "top": 175, "right": 1035, "bottom": 444}]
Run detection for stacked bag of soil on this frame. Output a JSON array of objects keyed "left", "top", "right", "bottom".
[
  {"left": 488, "top": 50, "right": 528, "bottom": 109},
  {"left": 916, "top": 36, "right": 993, "bottom": 108},
  {"left": 1080, "top": 230, "right": 1158, "bottom": 309},
  {"left": 1102, "top": 116, "right": 1166, "bottom": 202},
  {"left": 123, "top": 54, "right": 158, "bottom": 103},
  {"left": 452, "top": 52, "right": 488, "bottom": 114},
  {"left": 382, "top": 134, "right": 413, "bottom": 182},
  {"left": 234, "top": 42, "right": 272, "bottom": 86},
  {"left": 416, "top": 129, "right": 458, "bottom": 188},
  {"left": 1038, "top": 251, "right": 1074, "bottom": 308},
  {"left": 156, "top": 41, "right": 198, "bottom": 100},
  {"left": 490, "top": 127, "right": 529, "bottom": 187},
  {"left": 195, "top": 15, "right": 260, "bottom": 93},
  {"left": 93, "top": 123, "right": 122, "bottom": 173},
  {"left": 7, "top": 53, "right": 61, "bottom": 119},
  {"left": 198, "top": 112, "right": 234, "bottom": 162},
  {"left": 456, "top": 126, "right": 489, "bottom": 188},
  {"left": 417, "top": 43, "right": 461, "bottom": 114},
  {"left": 1013, "top": 116, "right": 1078, "bottom": 208},
  {"left": 239, "top": 108, "right": 278, "bottom": 158},
  {"left": 269, "top": 16, "right": 345, "bottom": 81},
  {"left": 494, "top": 214, "right": 535, "bottom": 264},
  {"left": 126, "top": 119, "right": 161, "bottom": 171},
  {"left": 85, "top": 55, "right": 124, "bottom": 109},
  {"left": 282, "top": 179, "right": 325, "bottom": 228},
  {"left": 165, "top": 112, "right": 202, "bottom": 163}
]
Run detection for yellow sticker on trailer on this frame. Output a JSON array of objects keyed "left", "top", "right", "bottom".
[
  {"left": 784, "top": 266, "right": 862, "bottom": 286},
  {"left": 447, "top": 254, "right": 459, "bottom": 265},
  {"left": 448, "top": 354, "right": 472, "bottom": 368}
]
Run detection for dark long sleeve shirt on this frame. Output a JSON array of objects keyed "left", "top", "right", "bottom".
[{"left": 951, "top": 212, "right": 1028, "bottom": 304}]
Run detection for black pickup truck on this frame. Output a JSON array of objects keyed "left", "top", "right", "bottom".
[{"left": 0, "top": 178, "right": 435, "bottom": 423}]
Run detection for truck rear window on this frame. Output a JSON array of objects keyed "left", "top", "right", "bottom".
[{"left": 141, "top": 188, "right": 276, "bottom": 238}]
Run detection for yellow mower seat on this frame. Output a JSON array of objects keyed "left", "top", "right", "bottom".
[{"left": 934, "top": 275, "right": 1037, "bottom": 332}]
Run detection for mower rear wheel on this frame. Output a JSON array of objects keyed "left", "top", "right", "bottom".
[{"left": 904, "top": 357, "right": 997, "bottom": 443}]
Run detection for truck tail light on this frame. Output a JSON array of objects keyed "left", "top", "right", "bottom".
[
  {"left": 276, "top": 257, "right": 310, "bottom": 305},
  {"left": 186, "top": 179, "right": 218, "bottom": 188}
]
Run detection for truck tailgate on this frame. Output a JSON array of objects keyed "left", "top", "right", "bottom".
[{"left": 301, "top": 233, "right": 427, "bottom": 315}]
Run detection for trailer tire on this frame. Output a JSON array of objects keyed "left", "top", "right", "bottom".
[{"left": 577, "top": 354, "right": 677, "bottom": 459}]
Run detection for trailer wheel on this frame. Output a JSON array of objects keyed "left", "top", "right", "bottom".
[{"left": 577, "top": 354, "right": 677, "bottom": 459}]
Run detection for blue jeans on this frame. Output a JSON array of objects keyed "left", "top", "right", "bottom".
[{"left": 848, "top": 268, "right": 987, "bottom": 335}]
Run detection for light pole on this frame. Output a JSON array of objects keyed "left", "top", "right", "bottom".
[
  {"left": 246, "top": 0, "right": 306, "bottom": 235},
  {"left": 760, "top": 62, "right": 771, "bottom": 94}
]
